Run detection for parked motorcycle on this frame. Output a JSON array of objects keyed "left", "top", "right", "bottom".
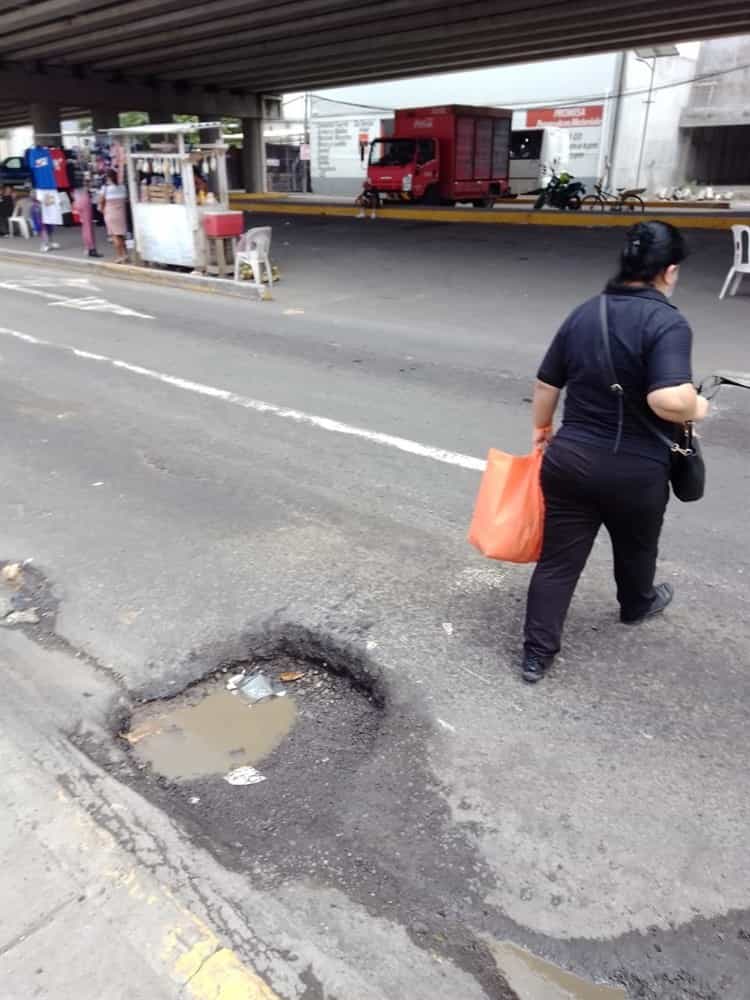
[{"left": 531, "top": 169, "right": 586, "bottom": 211}]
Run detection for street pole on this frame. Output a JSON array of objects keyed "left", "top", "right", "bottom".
[{"left": 635, "top": 57, "right": 656, "bottom": 189}]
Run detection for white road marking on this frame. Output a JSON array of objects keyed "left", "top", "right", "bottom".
[
  {"left": 5, "top": 276, "right": 99, "bottom": 290},
  {"left": 0, "top": 325, "right": 486, "bottom": 473},
  {"left": 0, "top": 279, "right": 154, "bottom": 319}
]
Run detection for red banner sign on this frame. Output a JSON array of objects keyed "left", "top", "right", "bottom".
[{"left": 526, "top": 105, "right": 604, "bottom": 128}]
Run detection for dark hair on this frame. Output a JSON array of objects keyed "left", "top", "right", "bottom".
[
  {"left": 614, "top": 221, "right": 687, "bottom": 284},
  {"left": 106, "top": 168, "right": 118, "bottom": 183}
]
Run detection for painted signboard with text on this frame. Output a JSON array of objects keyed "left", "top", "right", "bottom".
[{"left": 525, "top": 105, "right": 604, "bottom": 182}]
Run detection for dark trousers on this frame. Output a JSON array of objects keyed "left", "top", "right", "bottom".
[{"left": 524, "top": 438, "right": 669, "bottom": 662}]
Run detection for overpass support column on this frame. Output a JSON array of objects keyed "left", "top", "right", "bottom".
[
  {"left": 30, "top": 103, "right": 60, "bottom": 143},
  {"left": 241, "top": 115, "right": 265, "bottom": 193},
  {"left": 92, "top": 109, "right": 120, "bottom": 133}
]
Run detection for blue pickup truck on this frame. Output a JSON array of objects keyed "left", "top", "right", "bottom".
[{"left": 0, "top": 155, "right": 32, "bottom": 187}]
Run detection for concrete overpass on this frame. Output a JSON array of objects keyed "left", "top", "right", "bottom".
[{"left": 1, "top": 0, "right": 749, "bottom": 184}]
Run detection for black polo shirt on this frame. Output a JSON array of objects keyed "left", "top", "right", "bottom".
[{"left": 538, "top": 285, "right": 693, "bottom": 464}]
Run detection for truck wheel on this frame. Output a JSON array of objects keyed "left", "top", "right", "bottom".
[
  {"left": 472, "top": 198, "right": 495, "bottom": 209},
  {"left": 422, "top": 184, "right": 441, "bottom": 206},
  {"left": 533, "top": 193, "right": 546, "bottom": 210}
]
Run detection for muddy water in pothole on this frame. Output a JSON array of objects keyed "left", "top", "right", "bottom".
[
  {"left": 491, "top": 942, "right": 626, "bottom": 999},
  {"left": 128, "top": 690, "right": 297, "bottom": 781}
]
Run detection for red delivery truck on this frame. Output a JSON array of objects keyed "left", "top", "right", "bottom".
[{"left": 367, "top": 105, "right": 512, "bottom": 207}]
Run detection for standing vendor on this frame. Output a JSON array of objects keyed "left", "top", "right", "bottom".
[{"left": 100, "top": 169, "right": 128, "bottom": 263}]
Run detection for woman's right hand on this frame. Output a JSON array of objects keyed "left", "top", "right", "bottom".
[{"left": 693, "top": 395, "right": 710, "bottom": 421}]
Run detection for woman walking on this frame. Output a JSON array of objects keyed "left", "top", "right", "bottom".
[
  {"left": 522, "top": 222, "right": 708, "bottom": 683},
  {"left": 100, "top": 169, "right": 128, "bottom": 263}
]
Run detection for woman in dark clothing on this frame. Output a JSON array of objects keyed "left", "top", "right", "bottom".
[
  {"left": 522, "top": 221, "right": 709, "bottom": 683},
  {"left": 0, "top": 185, "right": 14, "bottom": 236}
]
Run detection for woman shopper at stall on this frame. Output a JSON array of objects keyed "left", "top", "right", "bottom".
[
  {"left": 100, "top": 169, "right": 128, "bottom": 263},
  {"left": 71, "top": 161, "right": 101, "bottom": 258},
  {"left": 521, "top": 221, "right": 709, "bottom": 684}
]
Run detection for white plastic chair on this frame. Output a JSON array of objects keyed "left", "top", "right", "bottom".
[
  {"left": 719, "top": 225, "right": 750, "bottom": 299},
  {"left": 234, "top": 227, "right": 273, "bottom": 290},
  {"left": 8, "top": 201, "right": 31, "bottom": 239}
]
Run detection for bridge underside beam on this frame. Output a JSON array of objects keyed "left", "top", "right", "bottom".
[{"left": 0, "top": 0, "right": 748, "bottom": 128}]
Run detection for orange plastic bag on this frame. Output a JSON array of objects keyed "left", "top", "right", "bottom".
[{"left": 468, "top": 447, "right": 545, "bottom": 563}]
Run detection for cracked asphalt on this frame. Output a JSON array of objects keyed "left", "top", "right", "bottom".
[{"left": 0, "top": 217, "right": 748, "bottom": 998}]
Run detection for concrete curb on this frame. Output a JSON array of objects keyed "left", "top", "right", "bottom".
[
  {"left": 0, "top": 247, "right": 264, "bottom": 301},
  {"left": 231, "top": 195, "right": 749, "bottom": 231}
]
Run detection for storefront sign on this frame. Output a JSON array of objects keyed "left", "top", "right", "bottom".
[{"left": 525, "top": 105, "right": 604, "bottom": 128}]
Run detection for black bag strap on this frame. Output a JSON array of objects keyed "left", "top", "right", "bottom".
[{"left": 599, "top": 294, "right": 685, "bottom": 454}]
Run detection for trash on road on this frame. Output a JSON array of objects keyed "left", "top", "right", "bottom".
[
  {"left": 224, "top": 765, "right": 267, "bottom": 786},
  {"left": 279, "top": 670, "right": 305, "bottom": 683},
  {"left": 225, "top": 672, "right": 246, "bottom": 691},
  {"left": 1, "top": 608, "right": 40, "bottom": 626},
  {"left": 442, "top": 622, "right": 454, "bottom": 636},
  {"left": 1, "top": 563, "right": 22, "bottom": 583},
  {"left": 237, "top": 672, "right": 276, "bottom": 703},
  {"left": 122, "top": 717, "right": 165, "bottom": 745}
]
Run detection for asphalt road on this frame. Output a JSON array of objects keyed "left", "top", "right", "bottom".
[{"left": 0, "top": 219, "right": 749, "bottom": 999}]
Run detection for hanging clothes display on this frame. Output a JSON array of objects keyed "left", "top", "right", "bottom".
[
  {"left": 26, "top": 146, "right": 63, "bottom": 229},
  {"left": 50, "top": 148, "right": 70, "bottom": 190},
  {"left": 26, "top": 146, "right": 57, "bottom": 189}
]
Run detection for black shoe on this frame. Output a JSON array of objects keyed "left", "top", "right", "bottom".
[
  {"left": 522, "top": 654, "right": 549, "bottom": 684},
  {"left": 621, "top": 582, "right": 674, "bottom": 625},
  {"left": 88, "top": 249, "right": 103, "bottom": 258}
]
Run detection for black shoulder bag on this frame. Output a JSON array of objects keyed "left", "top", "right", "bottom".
[{"left": 599, "top": 295, "right": 705, "bottom": 502}]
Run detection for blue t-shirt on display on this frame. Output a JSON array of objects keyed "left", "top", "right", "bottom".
[{"left": 26, "top": 146, "right": 56, "bottom": 190}]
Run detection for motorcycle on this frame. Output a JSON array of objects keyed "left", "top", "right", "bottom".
[{"left": 531, "top": 169, "right": 586, "bottom": 211}]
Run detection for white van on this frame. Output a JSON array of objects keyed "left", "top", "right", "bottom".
[{"left": 509, "top": 127, "right": 570, "bottom": 193}]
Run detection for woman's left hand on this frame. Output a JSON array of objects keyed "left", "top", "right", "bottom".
[{"left": 532, "top": 424, "right": 554, "bottom": 449}]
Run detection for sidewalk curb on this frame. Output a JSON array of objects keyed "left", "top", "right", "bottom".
[
  {"left": 0, "top": 247, "right": 264, "bottom": 301},
  {"left": 231, "top": 194, "right": 749, "bottom": 231}
]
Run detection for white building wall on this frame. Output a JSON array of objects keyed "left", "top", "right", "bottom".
[{"left": 609, "top": 47, "right": 699, "bottom": 193}]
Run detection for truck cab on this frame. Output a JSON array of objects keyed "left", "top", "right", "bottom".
[{"left": 368, "top": 137, "right": 439, "bottom": 202}]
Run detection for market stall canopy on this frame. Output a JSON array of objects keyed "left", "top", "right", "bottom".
[{"left": 1, "top": 0, "right": 750, "bottom": 127}]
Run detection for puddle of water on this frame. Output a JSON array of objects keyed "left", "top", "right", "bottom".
[
  {"left": 128, "top": 689, "right": 297, "bottom": 781},
  {"left": 491, "top": 941, "right": 627, "bottom": 1000}
]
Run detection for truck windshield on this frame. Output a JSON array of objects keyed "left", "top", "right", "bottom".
[{"left": 369, "top": 139, "right": 416, "bottom": 168}]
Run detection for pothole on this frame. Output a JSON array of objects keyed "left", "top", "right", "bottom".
[
  {"left": 122, "top": 649, "right": 384, "bottom": 858},
  {"left": 109, "top": 634, "right": 512, "bottom": 997}
]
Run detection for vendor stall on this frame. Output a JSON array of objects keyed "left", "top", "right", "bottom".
[{"left": 109, "top": 121, "right": 240, "bottom": 271}]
